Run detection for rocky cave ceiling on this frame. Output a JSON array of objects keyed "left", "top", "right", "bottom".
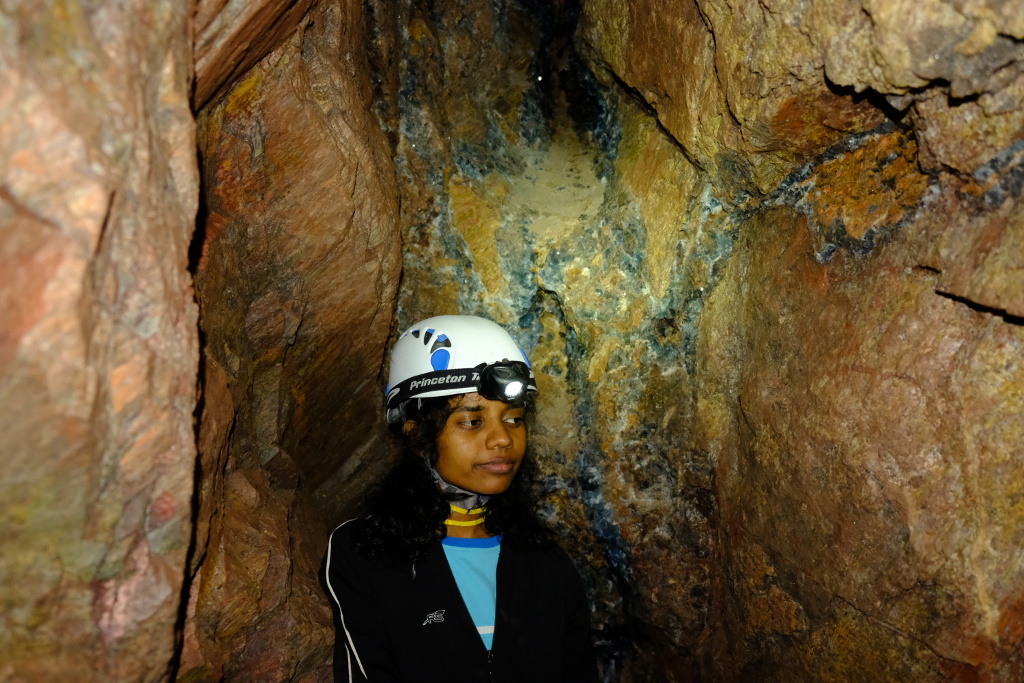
[{"left": 2, "top": 0, "right": 1023, "bottom": 681}]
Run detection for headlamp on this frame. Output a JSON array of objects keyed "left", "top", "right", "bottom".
[{"left": 478, "top": 361, "right": 531, "bottom": 403}]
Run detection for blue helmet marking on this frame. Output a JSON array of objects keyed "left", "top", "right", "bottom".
[{"left": 431, "top": 348, "right": 451, "bottom": 371}]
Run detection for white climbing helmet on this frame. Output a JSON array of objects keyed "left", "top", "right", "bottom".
[{"left": 384, "top": 315, "right": 536, "bottom": 424}]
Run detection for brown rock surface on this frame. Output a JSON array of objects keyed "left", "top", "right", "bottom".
[
  {"left": 579, "top": 0, "right": 1024, "bottom": 184},
  {"left": 183, "top": 0, "right": 401, "bottom": 678},
  {"left": 577, "top": 0, "right": 887, "bottom": 193},
  {"left": 0, "top": 1, "right": 198, "bottom": 679},
  {"left": 193, "top": 0, "right": 315, "bottom": 108},
  {"left": 5, "top": 0, "right": 1024, "bottom": 680},
  {"left": 707, "top": 167, "right": 1024, "bottom": 678}
]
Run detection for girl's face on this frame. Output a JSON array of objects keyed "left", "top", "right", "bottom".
[{"left": 434, "top": 392, "right": 527, "bottom": 495}]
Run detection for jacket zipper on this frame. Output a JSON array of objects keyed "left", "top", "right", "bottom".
[{"left": 487, "top": 650, "right": 496, "bottom": 681}]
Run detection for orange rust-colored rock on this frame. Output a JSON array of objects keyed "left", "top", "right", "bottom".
[
  {"left": 788, "top": 128, "right": 931, "bottom": 244},
  {"left": 770, "top": 91, "right": 887, "bottom": 159}
]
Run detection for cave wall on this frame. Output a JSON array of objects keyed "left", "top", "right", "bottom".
[
  {"left": 385, "top": 0, "right": 1024, "bottom": 680},
  {"left": 0, "top": 2, "right": 198, "bottom": 679},
  {"left": 3, "top": 0, "right": 1023, "bottom": 681},
  {"left": 183, "top": 0, "right": 401, "bottom": 679},
  {"left": 383, "top": 3, "right": 718, "bottom": 677},
  {"left": 707, "top": 158, "right": 1024, "bottom": 681},
  {"left": 577, "top": 1, "right": 1024, "bottom": 679}
]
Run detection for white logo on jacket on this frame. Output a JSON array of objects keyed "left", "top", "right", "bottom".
[{"left": 422, "top": 609, "right": 445, "bottom": 625}]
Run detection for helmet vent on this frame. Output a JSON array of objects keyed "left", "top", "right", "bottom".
[
  {"left": 423, "top": 329, "right": 434, "bottom": 344},
  {"left": 428, "top": 333, "right": 451, "bottom": 371},
  {"left": 429, "top": 334, "right": 451, "bottom": 354},
  {"left": 410, "top": 329, "right": 421, "bottom": 339}
]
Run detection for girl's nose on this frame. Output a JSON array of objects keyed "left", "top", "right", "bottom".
[{"left": 486, "top": 421, "right": 512, "bottom": 449}]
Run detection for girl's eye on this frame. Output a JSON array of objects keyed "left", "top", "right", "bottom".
[
  {"left": 459, "top": 418, "right": 483, "bottom": 427},
  {"left": 503, "top": 415, "right": 524, "bottom": 425}
]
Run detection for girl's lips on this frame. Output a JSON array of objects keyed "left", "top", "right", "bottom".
[{"left": 476, "top": 458, "right": 516, "bottom": 474}]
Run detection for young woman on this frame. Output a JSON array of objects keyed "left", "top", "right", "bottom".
[{"left": 323, "top": 315, "right": 597, "bottom": 682}]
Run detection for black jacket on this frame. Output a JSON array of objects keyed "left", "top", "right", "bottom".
[{"left": 323, "top": 520, "right": 598, "bottom": 683}]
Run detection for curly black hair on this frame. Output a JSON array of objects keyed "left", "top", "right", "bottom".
[{"left": 352, "top": 395, "right": 552, "bottom": 563}]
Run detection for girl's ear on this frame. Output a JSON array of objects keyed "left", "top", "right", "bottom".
[{"left": 402, "top": 419, "right": 416, "bottom": 435}]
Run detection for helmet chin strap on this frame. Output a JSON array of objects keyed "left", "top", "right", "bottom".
[{"left": 429, "top": 465, "right": 491, "bottom": 510}]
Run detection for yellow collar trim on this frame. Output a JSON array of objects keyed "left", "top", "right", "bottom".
[
  {"left": 449, "top": 504, "right": 487, "bottom": 515},
  {"left": 444, "top": 517, "right": 487, "bottom": 526}
]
